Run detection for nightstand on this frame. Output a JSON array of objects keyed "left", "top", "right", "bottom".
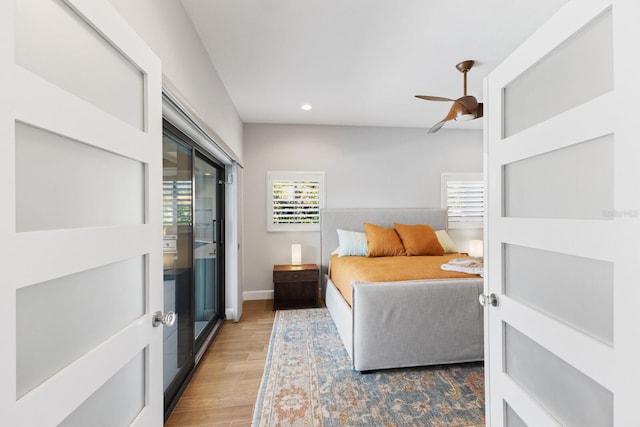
[{"left": 273, "top": 264, "right": 320, "bottom": 310}]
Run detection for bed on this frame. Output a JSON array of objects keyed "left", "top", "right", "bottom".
[{"left": 320, "top": 208, "right": 484, "bottom": 371}]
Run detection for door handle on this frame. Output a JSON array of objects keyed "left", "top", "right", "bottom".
[
  {"left": 479, "top": 293, "right": 498, "bottom": 307},
  {"left": 153, "top": 311, "right": 177, "bottom": 327}
]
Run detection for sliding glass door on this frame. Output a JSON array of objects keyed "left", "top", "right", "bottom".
[
  {"left": 162, "top": 127, "right": 194, "bottom": 414},
  {"left": 162, "top": 121, "right": 225, "bottom": 417},
  {"left": 193, "top": 156, "right": 224, "bottom": 349}
]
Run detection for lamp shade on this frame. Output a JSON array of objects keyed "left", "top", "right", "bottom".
[
  {"left": 291, "top": 244, "right": 302, "bottom": 265},
  {"left": 469, "top": 240, "right": 483, "bottom": 258}
]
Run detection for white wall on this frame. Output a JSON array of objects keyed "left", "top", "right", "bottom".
[
  {"left": 243, "top": 123, "right": 483, "bottom": 297},
  {"left": 108, "top": 0, "right": 243, "bottom": 162},
  {"left": 108, "top": 0, "right": 245, "bottom": 318}
]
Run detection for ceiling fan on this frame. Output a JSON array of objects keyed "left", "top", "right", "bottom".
[{"left": 415, "top": 60, "right": 484, "bottom": 134}]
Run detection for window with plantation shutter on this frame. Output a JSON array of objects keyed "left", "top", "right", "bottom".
[
  {"left": 441, "top": 173, "right": 484, "bottom": 229},
  {"left": 163, "top": 179, "right": 193, "bottom": 229},
  {"left": 267, "top": 171, "right": 325, "bottom": 231}
]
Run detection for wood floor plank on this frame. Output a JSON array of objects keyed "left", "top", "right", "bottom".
[{"left": 166, "top": 300, "right": 274, "bottom": 426}]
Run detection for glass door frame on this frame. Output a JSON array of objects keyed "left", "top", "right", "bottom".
[
  {"left": 162, "top": 120, "right": 226, "bottom": 419},
  {"left": 162, "top": 122, "right": 195, "bottom": 417},
  {"left": 193, "top": 150, "right": 226, "bottom": 356}
]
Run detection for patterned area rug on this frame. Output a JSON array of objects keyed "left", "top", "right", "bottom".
[{"left": 252, "top": 308, "right": 485, "bottom": 426}]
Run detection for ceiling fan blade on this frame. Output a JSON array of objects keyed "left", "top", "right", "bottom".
[
  {"left": 476, "top": 103, "right": 484, "bottom": 118},
  {"left": 427, "top": 120, "right": 446, "bottom": 134},
  {"left": 415, "top": 95, "right": 456, "bottom": 102}
]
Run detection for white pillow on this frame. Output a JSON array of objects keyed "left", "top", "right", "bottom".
[
  {"left": 336, "top": 229, "right": 368, "bottom": 257},
  {"left": 435, "top": 230, "right": 459, "bottom": 253}
]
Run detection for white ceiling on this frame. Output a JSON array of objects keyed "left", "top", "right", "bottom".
[{"left": 181, "top": 0, "right": 569, "bottom": 130}]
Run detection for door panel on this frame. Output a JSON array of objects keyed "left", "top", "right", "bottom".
[
  {"left": 485, "top": 0, "right": 618, "bottom": 425},
  {"left": 503, "top": 134, "right": 613, "bottom": 220},
  {"left": 162, "top": 127, "right": 194, "bottom": 408},
  {"left": 15, "top": 122, "right": 145, "bottom": 231},
  {"left": 504, "top": 244, "right": 613, "bottom": 344},
  {"left": 502, "top": 8, "right": 612, "bottom": 137},
  {"left": 15, "top": 0, "right": 145, "bottom": 129},
  {"left": 1, "top": 0, "right": 162, "bottom": 425},
  {"left": 58, "top": 351, "right": 146, "bottom": 426},
  {"left": 193, "top": 156, "right": 221, "bottom": 344},
  {"left": 16, "top": 256, "right": 145, "bottom": 398},
  {"left": 504, "top": 324, "right": 613, "bottom": 426}
]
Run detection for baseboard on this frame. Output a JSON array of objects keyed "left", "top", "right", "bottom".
[{"left": 243, "top": 290, "right": 274, "bottom": 301}]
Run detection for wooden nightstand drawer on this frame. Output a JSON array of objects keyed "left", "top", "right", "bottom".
[{"left": 273, "top": 269, "right": 318, "bottom": 283}]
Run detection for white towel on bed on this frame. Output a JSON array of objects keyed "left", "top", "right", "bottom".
[{"left": 441, "top": 258, "right": 484, "bottom": 276}]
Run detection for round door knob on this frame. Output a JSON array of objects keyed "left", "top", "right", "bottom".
[
  {"left": 479, "top": 293, "right": 498, "bottom": 307},
  {"left": 153, "top": 311, "right": 177, "bottom": 327}
]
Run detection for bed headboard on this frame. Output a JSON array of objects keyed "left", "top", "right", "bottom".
[{"left": 319, "top": 208, "right": 448, "bottom": 295}]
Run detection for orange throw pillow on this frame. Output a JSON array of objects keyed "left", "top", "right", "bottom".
[
  {"left": 363, "top": 222, "right": 406, "bottom": 257},
  {"left": 393, "top": 223, "right": 444, "bottom": 256}
]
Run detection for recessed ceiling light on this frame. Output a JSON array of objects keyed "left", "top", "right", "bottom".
[{"left": 301, "top": 104, "right": 312, "bottom": 111}]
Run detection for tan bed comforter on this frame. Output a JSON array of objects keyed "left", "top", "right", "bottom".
[{"left": 329, "top": 253, "right": 481, "bottom": 306}]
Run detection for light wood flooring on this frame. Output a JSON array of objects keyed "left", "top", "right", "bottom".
[{"left": 165, "top": 300, "right": 275, "bottom": 427}]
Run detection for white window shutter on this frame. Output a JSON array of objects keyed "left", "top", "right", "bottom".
[
  {"left": 442, "top": 173, "right": 484, "bottom": 229},
  {"left": 267, "top": 171, "right": 325, "bottom": 231}
]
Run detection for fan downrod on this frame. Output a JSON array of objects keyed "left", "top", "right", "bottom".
[{"left": 456, "top": 60, "right": 475, "bottom": 96}]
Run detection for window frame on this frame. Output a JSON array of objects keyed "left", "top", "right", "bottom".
[
  {"left": 266, "top": 171, "right": 326, "bottom": 232},
  {"left": 441, "top": 172, "right": 484, "bottom": 229}
]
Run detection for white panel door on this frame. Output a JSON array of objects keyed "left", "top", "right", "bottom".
[
  {"left": 1, "top": 0, "right": 163, "bottom": 425},
  {"left": 485, "top": 0, "right": 640, "bottom": 425}
]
